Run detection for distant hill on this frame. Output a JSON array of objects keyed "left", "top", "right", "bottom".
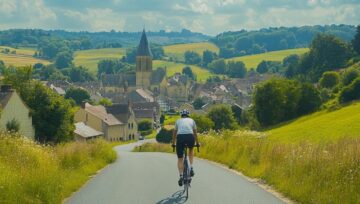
[
  {"left": 227, "top": 48, "right": 309, "bottom": 70},
  {"left": 267, "top": 102, "right": 360, "bottom": 143},
  {"left": 163, "top": 42, "right": 219, "bottom": 61},
  {"left": 212, "top": 24, "right": 356, "bottom": 58},
  {"left": 0, "top": 46, "right": 50, "bottom": 67},
  {"left": 0, "top": 29, "right": 210, "bottom": 49}
]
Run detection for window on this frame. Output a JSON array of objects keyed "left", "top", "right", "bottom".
[
  {"left": 128, "top": 135, "right": 131, "bottom": 140},
  {"left": 128, "top": 123, "right": 130, "bottom": 129},
  {"left": 131, "top": 123, "right": 133, "bottom": 129}
]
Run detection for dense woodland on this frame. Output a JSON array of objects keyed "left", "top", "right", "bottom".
[{"left": 211, "top": 24, "right": 356, "bottom": 58}]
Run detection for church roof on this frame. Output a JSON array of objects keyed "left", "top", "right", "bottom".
[{"left": 137, "top": 29, "right": 152, "bottom": 57}]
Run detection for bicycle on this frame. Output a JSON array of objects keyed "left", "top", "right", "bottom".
[{"left": 173, "top": 143, "right": 200, "bottom": 199}]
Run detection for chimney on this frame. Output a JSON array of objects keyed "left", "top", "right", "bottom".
[
  {"left": 1, "top": 85, "right": 12, "bottom": 93},
  {"left": 81, "top": 101, "right": 87, "bottom": 109}
]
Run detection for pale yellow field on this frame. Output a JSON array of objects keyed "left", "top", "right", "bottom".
[
  {"left": 74, "top": 48, "right": 125, "bottom": 73},
  {"left": 227, "top": 48, "right": 309, "bottom": 69},
  {"left": 0, "top": 46, "right": 50, "bottom": 66},
  {"left": 164, "top": 42, "right": 219, "bottom": 61},
  {"left": 153, "top": 60, "right": 219, "bottom": 82}
]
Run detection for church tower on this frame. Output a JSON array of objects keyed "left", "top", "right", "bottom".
[{"left": 136, "top": 29, "right": 152, "bottom": 88}]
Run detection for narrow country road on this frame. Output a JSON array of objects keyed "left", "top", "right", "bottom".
[{"left": 66, "top": 140, "right": 285, "bottom": 204}]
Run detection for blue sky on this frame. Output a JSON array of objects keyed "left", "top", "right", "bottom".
[{"left": 0, "top": 0, "right": 359, "bottom": 35}]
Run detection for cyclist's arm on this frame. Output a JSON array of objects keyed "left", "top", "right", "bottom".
[
  {"left": 193, "top": 128, "right": 199, "bottom": 145},
  {"left": 172, "top": 128, "right": 177, "bottom": 146}
]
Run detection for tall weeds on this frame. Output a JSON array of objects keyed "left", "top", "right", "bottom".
[{"left": 0, "top": 132, "right": 116, "bottom": 204}]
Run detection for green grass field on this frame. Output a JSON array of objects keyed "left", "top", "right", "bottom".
[
  {"left": 73, "top": 48, "right": 125, "bottom": 73},
  {"left": 267, "top": 102, "right": 360, "bottom": 143},
  {"left": 164, "top": 42, "right": 219, "bottom": 61},
  {"left": 227, "top": 48, "right": 309, "bottom": 69},
  {"left": 154, "top": 60, "right": 219, "bottom": 82},
  {"left": 0, "top": 46, "right": 50, "bottom": 66}
]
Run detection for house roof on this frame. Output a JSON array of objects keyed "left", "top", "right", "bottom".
[
  {"left": 134, "top": 109, "right": 155, "bottom": 119},
  {"left": 151, "top": 68, "right": 166, "bottom": 85},
  {"left": 137, "top": 29, "right": 152, "bottom": 57},
  {"left": 74, "top": 122, "right": 103, "bottom": 138},
  {"left": 0, "top": 91, "right": 13, "bottom": 108},
  {"left": 126, "top": 89, "right": 154, "bottom": 103},
  {"left": 50, "top": 84, "right": 66, "bottom": 95},
  {"left": 101, "top": 74, "right": 136, "bottom": 87},
  {"left": 85, "top": 103, "right": 122, "bottom": 126},
  {"left": 132, "top": 102, "right": 160, "bottom": 111},
  {"left": 106, "top": 103, "right": 131, "bottom": 123}
]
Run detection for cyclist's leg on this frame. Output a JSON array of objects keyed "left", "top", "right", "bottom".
[
  {"left": 176, "top": 135, "right": 185, "bottom": 175},
  {"left": 186, "top": 134, "right": 195, "bottom": 166}
]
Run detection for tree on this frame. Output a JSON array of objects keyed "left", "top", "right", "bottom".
[
  {"left": 256, "top": 61, "right": 268, "bottom": 74},
  {"left": 193, "top": 98, "right": 205, "bottom": 110},
  {"left": 231, "top": 105, "right": 243, "bottom": 125},
  {"left": 62, "top": 66, "right": 95, "bottom": 82},
  {"left": 65, "top": 87, "right": 91, "bottom": 105},
  {"left": 184, "top": 51, "right": 201, "bottom": 65},
  {"left": 226, "top": 61, "right": 247, "bottom": 78},
  {"left": 297, "top": 83, "right": 321, "bottom": 115},
  {"left": 182, "top": 66, "right": 195, "bottom": 80},
  {"left": 208, "top": 59, "right": 226, "bottom": 74},
  {"left": 254, "top": 78, "right": 301, "bottom": 126},
  {"left": 6, "top": 118, "right": 20, "bottom": 133},
  {"left": 340, "top": 77, "right": 360, "bottom": 103},
  {"left": 98, "top": 98, "right": 112, "bottom": 106},
  {"left": 342, "top": 68, "right": 360, "bottom": 86},
  {"left": 202, "top": 50, "right": 217, "bottom": 67},
  {"left": 0, "top": 60, "right": 5, "bottom": 74},
  {"left": 98, "top": 59, "right": 134, "bottom": 78},
  {"left": 55, "top": 51, "right": 73, "bottom": 69},
  {"left": 191, "top": 114, "right": 214, "bottom": 133},
  {"left": 138, "top": 120, "right": 152, "bottom": 131},
  {"left": 352, "top": 25, "right": 360, "bottom": 55},
  {"left": 319, "top": 71, "right": 340, "bottom": 88},
  {"left": 207, "top": 105, "right": 237, "bottom": 130}
]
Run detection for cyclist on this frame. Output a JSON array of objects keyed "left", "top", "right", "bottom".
[{"left": 172, "top": 109, "right": 199, "bottom": 186}]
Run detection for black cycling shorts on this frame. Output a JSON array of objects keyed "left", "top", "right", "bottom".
[{"left": 176, "top": 134, "right": 195, "bottom": 158}]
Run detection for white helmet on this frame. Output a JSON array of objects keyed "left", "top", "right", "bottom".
[{"left": 180, "top": 109, "right": 190, "bottom": 116}]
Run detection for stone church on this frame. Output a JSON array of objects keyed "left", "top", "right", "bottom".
[{"left": 101, "top": 30, "right": 166, "bottom": 95}]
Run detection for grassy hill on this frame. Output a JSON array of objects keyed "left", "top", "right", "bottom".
[
  {"left": 227, "top": 48, "right": 309, "bottom": 69},
  {"left": 153, "top": 60, "right": 219, "bottom": 82},
  {"left": 267, "top": 102, "right": 360, "bottom": 143},
  {"left": 73, "top": 48, "right": 125, "bottom": 73},
  {"left": 0, "top": 46, "right": 50, "bottom": 66},
  {"left": 164, "top": 42, "right": 219, "bottom": 61}
]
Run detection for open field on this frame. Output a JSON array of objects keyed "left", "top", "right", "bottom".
[
  {"left": 154, "top": 60, "right": 219, "bottom": 82},
  {"left": 0, "top": 46, "right": 51, "bottom": 66},
  {"left": 73, "top": 48, "right": 125, "bottom": 73},
  {"left": 163, "top": 42, "right": 219, "bottom": 61},
  {"left": 227, "top": 48, "right": 309, "bottom": 69},
  {"left": 267, "top": 102, "right": 360, "bottom": 143}
]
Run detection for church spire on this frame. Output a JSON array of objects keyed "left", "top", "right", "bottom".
[{"left": 137, "top": 29, "right": 152, "bottom": 57}]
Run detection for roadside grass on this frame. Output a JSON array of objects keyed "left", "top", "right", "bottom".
[
  {"left": 73, "top": 48, "right": 126, "bottom": 73},
  {"left": 145, "top": 130, "right": 157, "bottom": 139},
  {"left": 154, "top": 60, "right": 218, "bottom": 82},
  {"left": 227, "top": 48, "right": 309, "bottom": 70},
  {"left": 0, "top": 46, "right": 51, "bottom": 67},
  {"left": 163, "top": 42, "right": 219, "bottom": 61},
  {"left": 135, "top": 102, "right": 360, "bottom": 203},
  {"left": 0, "top": 132, "right": 116, "bottom": 204}
]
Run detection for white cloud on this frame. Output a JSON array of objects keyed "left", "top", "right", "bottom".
[
  {"left": 63, "top": 8, "right": 126, "bottom": 31},
  {"left": 189, "top": 0, "right": 213, "bottom": 14}
]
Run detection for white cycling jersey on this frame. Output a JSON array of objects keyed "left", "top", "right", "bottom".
[{"left": 175, "top": 118, "right": 197, "bottom": 135}]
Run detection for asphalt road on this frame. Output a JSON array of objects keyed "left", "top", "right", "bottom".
[{"left": 66, "top": 140, "right": 284, "bottom": 204}]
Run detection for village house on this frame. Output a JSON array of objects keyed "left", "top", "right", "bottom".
[
  {"left": 74, "top": 102, "right": 139, "bottom": 141},
  {"left": 74, "top": 122, "right": 103, "bottom": 142},
  {"left": 0, "top": 85, "right": 35, "bottom": 139},
  {"left": 132, "top": 102, "right": 161, "bottom": 128}
]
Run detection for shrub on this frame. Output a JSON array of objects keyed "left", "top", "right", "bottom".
[
  {"left": 191, "top": 114, "right": 214, "bottom": 133},
  {"left": 156, "top": 125, "right": 174, "bottom": 143},
  {"left": 342, "top": 68, "right": 360, "bottom": 86},
  {"left": 6, "top": 118, "right": 20, "bottom": 132},
  {"left": 207, "top": 105, "right": 238, "bottom": 130},
  {"left": 340, "top": 77, "right": 360, "bottom": 103},
  {"left": 319, "top": 71, "right": 340, "bottom": 88}
]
